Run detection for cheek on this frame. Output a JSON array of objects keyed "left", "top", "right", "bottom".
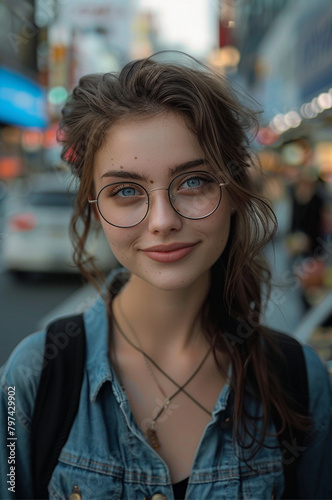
[
  {"left": 202, "top": 205, "right": 231, "bottom": 235},
  {"left": 103, "top": 226, "right": 125, "bottom": 249},
  {"left": 204, "top": 209, "right": 231, "bottom": 254},
  {"left": 100, "top": 223, "right": 134, "bottom": 262}
]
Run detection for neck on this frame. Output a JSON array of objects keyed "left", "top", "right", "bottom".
[{"left": 112, "top": 272, "right": 211, "bottom": 356}]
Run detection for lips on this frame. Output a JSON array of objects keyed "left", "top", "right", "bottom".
[{"left": 141, "top": 242, "right": 199, "bottom": 263}]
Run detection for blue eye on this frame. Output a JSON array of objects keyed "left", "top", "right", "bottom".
[
  {"left": 184, "top": 177, "right": 202, "bottom": 188},
  {"left": 180, "top": 175, "right": 212, "bottom": 190},
  {"left": 118, "top": 187, "right": 137, "bottom": 197},
  {"left": 108, "top": 184, "right": 145, "bottom": 198}
]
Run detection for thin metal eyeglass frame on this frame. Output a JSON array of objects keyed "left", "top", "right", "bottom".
[{"left": 88, "top": 170, "right": 227, "bottom": 228}]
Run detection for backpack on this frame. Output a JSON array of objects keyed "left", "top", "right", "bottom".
[
  {"left": 31, "top": 315, "right": 86, "bottom": 500},
  {"left": 30, "top": 315, "right": 309, "bottom": 499}
]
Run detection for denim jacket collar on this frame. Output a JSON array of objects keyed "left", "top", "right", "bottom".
[
  {"left": 84, "top": 267, "right": 233, "bottom": 411},
  {"left": 84, "top": 268, "right": 130, "bottom": 403}
]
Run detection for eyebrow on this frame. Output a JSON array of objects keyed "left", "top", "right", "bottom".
[{"left": 101, "top": 158, "right": 207, "bottom": 181}]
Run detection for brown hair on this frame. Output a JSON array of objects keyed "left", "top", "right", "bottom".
[{"left": 59, "top": 53, "right": 310, "bottom": 454}]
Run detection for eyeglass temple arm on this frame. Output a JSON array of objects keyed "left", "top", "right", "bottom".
[{"left": 88, "top": 199, "right": 97, "bottom": 204}]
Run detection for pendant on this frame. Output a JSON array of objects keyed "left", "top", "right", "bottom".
[{"left": 147, "top": 426, "right": 161, "bottom": 449}]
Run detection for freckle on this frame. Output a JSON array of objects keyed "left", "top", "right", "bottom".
[
  {"left": 120, "top": 166, "right": 124, "bottom": 169},
  {"left": 150, "top": 180, "right": 154, "bottom": 184},
  {"left": 134, "top": 156, "right": 137, "bottom": 159}
]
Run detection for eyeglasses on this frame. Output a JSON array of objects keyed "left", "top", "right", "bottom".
[{"left": 88, "top": 170, "right": 226, "bottom": 228}]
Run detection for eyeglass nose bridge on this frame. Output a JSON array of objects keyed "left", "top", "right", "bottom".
[
  {"left": 148, "top": 187, "right": 169, "bottom": 194},
  {"left": 145, "top": 186, "right": 175, "bottom": 205}
]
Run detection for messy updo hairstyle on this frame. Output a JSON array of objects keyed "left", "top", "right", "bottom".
[{"left": 59, "top": 53, "right": 310, "bottom": 456}]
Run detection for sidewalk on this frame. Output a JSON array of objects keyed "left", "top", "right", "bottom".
[
  {"left": 263, "top": 197, "right": 306, "bottom": 335},
  {"left": 263, "top": 239, "right": 306, "bottom": 334}
]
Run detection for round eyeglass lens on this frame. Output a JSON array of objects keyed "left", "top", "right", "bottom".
[
  {"left": 97, "top": 181, "right": 149, "bottom": 227},
  {"left": 169, "top": 171, "right": 222, "bottom": 219}
]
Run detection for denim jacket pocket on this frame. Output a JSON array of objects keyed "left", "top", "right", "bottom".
[{"left": 48, "top": 450, "right": 124, "bottom": 500}]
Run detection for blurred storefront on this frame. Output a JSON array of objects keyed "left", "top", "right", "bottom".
[
  {"left": 234, "top": 0, "right": 332, "bottom": 218},
  {"left": 0, "top": 67, "right": 49, "bottom": 179},
  {"left": 0, "top": 0, "right": 49, "bottom": 180}
]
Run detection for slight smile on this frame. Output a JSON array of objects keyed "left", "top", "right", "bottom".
[{"left": 141, "top": 242, "right": 199, "bottom": 263}]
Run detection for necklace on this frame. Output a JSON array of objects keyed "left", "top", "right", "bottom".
[
  {"left": 118, "top": 298, "right": 168, "bottom": 401},
  {"left": 113, "top": 300, "right": 212, "bottom": 449},
  {"left": 116, "top": 298, "right": 213, "bottom": 415}
]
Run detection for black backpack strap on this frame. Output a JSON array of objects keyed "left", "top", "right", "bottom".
[
  {"left": 267, "top": 330, "right": 310, "bottom": 499},
  {"left": 31, "top": 314, "right": 86, "bottom": 499}
]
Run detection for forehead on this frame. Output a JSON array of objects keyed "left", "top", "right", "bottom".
[{"left": 94, "top": 112, "right": 203, "bottom": 181}]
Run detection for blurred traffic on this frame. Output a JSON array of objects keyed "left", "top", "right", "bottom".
[
  {"left": 1, "top": 171, "right": 117, "bottom": 276},
  {"left": 0, "top": 0, "right": 332, "bottom": 372}
]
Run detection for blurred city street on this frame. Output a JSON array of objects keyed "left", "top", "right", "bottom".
[{"left": 0, "top": 268, "right": 82, "bottom": 366}]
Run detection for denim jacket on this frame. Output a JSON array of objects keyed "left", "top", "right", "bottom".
[{"left": 1, "top": 269, "right": 332, "bottom": 500}]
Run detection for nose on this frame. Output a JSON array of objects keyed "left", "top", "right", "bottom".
[{"left": 147, "top": 188, "right": 182, "bottom": 234}]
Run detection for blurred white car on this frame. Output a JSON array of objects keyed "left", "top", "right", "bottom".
[{"left": 1, "top": 173, "right": 118, "bottom": 276}]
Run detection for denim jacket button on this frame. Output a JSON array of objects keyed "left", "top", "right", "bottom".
[
  {"left": 143, "top": 495, "right": 167, "bottom": 500},
  {"left": 69, "top": 485, "right": 82, "bottom": 500}
]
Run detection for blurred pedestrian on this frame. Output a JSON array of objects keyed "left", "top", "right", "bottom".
[
  {"left": 1, "top": 54, "right": 331, "bottom": 499},
  {"left": 288, "top": 166, "right": 324, "bottom": 256},
  {"left": 287, "top": 166, "right": 326, "bottom": 307}
]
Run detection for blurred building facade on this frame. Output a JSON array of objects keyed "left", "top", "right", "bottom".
[
  {"left": 235, "top": 0, "right": 332, "bottom": 143},
  {"left": 0, "top": 0, "right": 48, "bottom": 179},
  {"left": 234, "top": 0, "right": 332, "bottom": 314},
  {"left": 0, "top": 0, "right": 38, "bottom": 78},
  {"left": 0, "top": 0, "right": 138, "bottom": 180},
  {"left": 235, "top": 0, "right": 290, "bottom": 87}
]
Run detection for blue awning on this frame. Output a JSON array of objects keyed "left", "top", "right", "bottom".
[{"left": 0, "top": 66, "right": 48, "bottom": 129}]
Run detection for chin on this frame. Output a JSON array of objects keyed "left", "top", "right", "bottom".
[{"left": 134, "top": 262, "right": 212, "bottom": 293}]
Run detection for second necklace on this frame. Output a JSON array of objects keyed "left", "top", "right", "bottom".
[{"left": 114, "top": 299, "right": 212, "bottom": 449}]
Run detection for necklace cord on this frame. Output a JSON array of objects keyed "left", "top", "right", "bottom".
[
  {"left": 118, "top": 298, "right": 168, "bottom": 399},
  {"left": 112, "top": 305, "right": 212, "bottom": 417}
]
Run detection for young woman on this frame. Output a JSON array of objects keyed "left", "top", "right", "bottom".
[{"left": 1, "top": 54, "right": 331, "bottom": 500}]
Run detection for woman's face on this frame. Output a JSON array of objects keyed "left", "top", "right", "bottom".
[{"left": 93, "top": 112, "right": 232, "bottom": 291}]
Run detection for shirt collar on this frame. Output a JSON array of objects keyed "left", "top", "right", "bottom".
[
  {"left": 84, "top": 268, "right": 130, "bottom": 403},
  {"left": 84, "top": 267, "right": 232, "bottom": 412}
]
